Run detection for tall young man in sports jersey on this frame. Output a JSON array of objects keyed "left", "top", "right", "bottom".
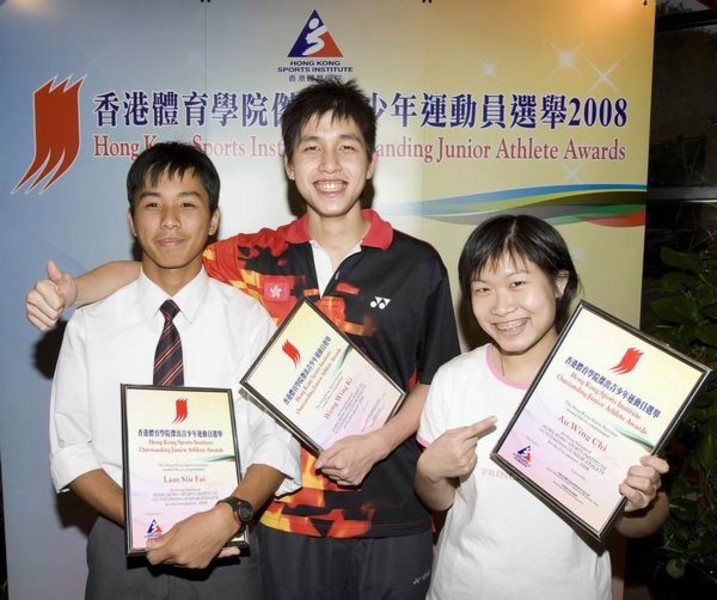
[{"left": 26, "top": 78, "right": 461, "bottom": 599}]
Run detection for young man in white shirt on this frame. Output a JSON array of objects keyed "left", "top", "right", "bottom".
[{"left": 49, "top": 142, "right": 300, "bottom": 599}]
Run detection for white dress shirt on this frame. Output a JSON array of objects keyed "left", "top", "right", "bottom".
[{"left": 50, "top": 267, "right": 300, "bottom": 496}]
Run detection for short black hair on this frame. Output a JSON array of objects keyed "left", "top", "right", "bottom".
[
  {"left": 281, "top": 78, "right": 376, "bottom": 163},
  {"left": 458, "top": 214, "right": 581, "bottom": 331},
  {"left": 126, "top": 142, "right": 220, "bottom": 213}
]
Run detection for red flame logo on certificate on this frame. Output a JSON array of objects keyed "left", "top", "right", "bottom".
[
  {"left": 173, "top": 398, "right": 188, "bottom": 424},
  {"left": 609, "top": 348, "right": 644, "bottom": 375},
  {"left": 282, "top": 340, "right": 301, "bottom": 368}
]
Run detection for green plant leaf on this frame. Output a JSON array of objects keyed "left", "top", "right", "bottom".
[
  {"left": 697, "top": 324, "right": 717, "bottom": 348},
  {"left": 700, "top": 301, "right": 717, "bottom": 319},
  {"left": 670, "top": 496, "right": 698, "bottom": 521},
  {"left": 651, "top": 296, "right": 701, "bottom": 324},
  {"left": 661, "top": 247, "right": 702, "bottom": 273},
  {"left": 697, "top": 288, "right": 717, "bottom": 308},
  {"left": 662, "top": 272, "right": 698, "bottom": 292},
  {"left": 695, "top": 420, "right": 717, "bottom": 471}
]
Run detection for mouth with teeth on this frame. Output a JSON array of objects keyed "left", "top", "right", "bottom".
[
  {"left": 492, "top": 319, "right": 528, "bottom": 335},
  {"left": 315, "top": 179, "right": 347, "bottom": 193}
]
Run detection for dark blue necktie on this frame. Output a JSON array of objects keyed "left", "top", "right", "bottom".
[{"left": 153, "top": 300, "right": 184, "bottom": 386}]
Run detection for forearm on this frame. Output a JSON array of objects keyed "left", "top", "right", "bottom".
[
  {"left": 74, "top": 261, "right": 141, "bottom": 306},
  {"left": 373, "top": 383, "right": 430, "bottom": 457},
  {"left": 615, "top": 490, "right": 669, "bottom": 538},
  {"left": 415, "top": 457, "right": 456, "bottom": 512},
  {"left": 144, "top": 463, "right": 286, "bottom": 568},
  {"left": 231, "top": 464, "right": 286, "bottom": 512},
  {"left": 69, "top": 469, "right": 124, "bottom": 525}
]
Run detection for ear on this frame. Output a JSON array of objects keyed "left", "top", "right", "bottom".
[
  {"left": 127, "top": 211, "right": 137, "bottom": 237},
  {"left": 554, "top": 270, "right": 570, "bottom": 298},
  {"left": 209, "top": 208, "right": 220, "bottom": 236},
  {"left": 284, "top": 154, "right": 295, "bottom": 181},
  {"left": 366, "top": 151, "right": 378, "bottom": 180}
]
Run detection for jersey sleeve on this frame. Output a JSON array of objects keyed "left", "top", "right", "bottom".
[
  {"left": 416, "top": 259, "right": 460, "bottom": 385},
  {"left": 203, "top": 235, "right": 242, "bottom": 286}
]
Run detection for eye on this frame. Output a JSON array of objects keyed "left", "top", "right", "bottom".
[
  {"left": 472, "top": 284, "right": 490, "bottom": 296},
  {"left": 509, "top": 279, "right": 527, "bottom": 289}
]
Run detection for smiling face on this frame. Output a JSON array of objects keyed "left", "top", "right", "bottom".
[
  {"left": 284, "top": 111, "right": 377, "bottom": 224},
  {"left": 128, "top": 169, "right": 219, "bottom": 295},
  {"left": 471, "top": 252, "right": 568, "bottom": 375}
]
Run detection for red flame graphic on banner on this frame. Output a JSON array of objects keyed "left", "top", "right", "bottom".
[
  {"left": 173, "top": 398, "right": 188, "bottom": 424},
  {"left": 609, "top": 348, "right": 644, "bottom": 375},
  {"left": 14, "top": 76, "right": 84, "bottom": 193},
  {"left": 282, "top": 340, "right": 301, "bottom": 368}
]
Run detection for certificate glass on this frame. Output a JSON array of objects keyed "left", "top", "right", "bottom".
[
  {"left": 121, "top": 384, "right": 246, "bottom": 555},
  {"left": 241, "top": 298, "right": 406, "bottom": 453},
  {"left": 491, "top": 301, "right": 711, "bottom": 542}
]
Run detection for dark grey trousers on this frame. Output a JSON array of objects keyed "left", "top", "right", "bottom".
[
  {"left": 85, "top": 516, "right": 263, "bottom": 600},
  {"left": 255, "top": 524, "right": 432, "bottom": 600}
]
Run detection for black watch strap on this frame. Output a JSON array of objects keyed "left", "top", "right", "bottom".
[{"left": 216, "top": 496, "right": 254, "bottom": 527}]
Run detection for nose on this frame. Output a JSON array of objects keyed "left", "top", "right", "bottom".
[
  {"left": 160, "top": 205, "right": 180, "bottom": 229},
  {"left": 320, "top": 148, "right": 340, "bottom": 173},
  {"left": 491, "top": 288, "right": 515, "bottom": 316}
]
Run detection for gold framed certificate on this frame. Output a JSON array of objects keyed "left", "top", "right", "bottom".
[
  {"left": 241, "top": 298, "right": 406, "bottom": 454},
  {"left": 121, "top": 384, "right": 246, "bottom": 556},
  {"left": 491, "top": 301, "right": 711, "bottom": 543}
]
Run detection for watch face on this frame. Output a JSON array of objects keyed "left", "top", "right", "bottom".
[{"left": 237, "top": 501, "right": 253, "bottom": 522}]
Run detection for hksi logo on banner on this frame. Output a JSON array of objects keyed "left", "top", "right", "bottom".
[
  {"left": 14, "top": 76, "right": 84, "bottom": 194},
  {"left": 609, "top": 347, "right": 644, "bottom": 375},
  {"left": 288, "top": 10, "right": 343, "bottom": 58}
]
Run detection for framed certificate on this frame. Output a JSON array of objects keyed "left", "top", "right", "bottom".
[
  {"left": 121, "top": 384, "right": 246, "bottom": 556},
  {"left": 241, "top": 298, "right": 406, "bottom": 454},
  {"left": 491, "top": 301, "right": 711, "bottom": 543}
]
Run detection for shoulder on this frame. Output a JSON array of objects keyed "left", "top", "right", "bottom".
[
  {"left": 380, "top": 229, "right": 449, "bottom": 287},
  {"left": 66, "top": 282, "right": 140, "bottom": 340},
  {"left": 206, "top": 278, "right": 274, "bottom": 323},
  {"left": 206, "top": 222, "right": 296, "bottom": 258},
  {"left": 75, "top": 281, "right": 137, "bottom": 320},
  {"left": 433, "top": 345, "right": 489, "bottom": 384},
  {"left": 391, "top": 229, "right": 444, "bottom": 263}
]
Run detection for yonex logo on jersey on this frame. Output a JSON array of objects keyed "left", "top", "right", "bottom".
[{"left": 370, "top": 297, "right": 391, "bottom": 310}]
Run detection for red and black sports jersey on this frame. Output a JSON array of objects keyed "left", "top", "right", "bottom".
[{"left": 203, "top": 209, "right": 460, "bottom": 538}]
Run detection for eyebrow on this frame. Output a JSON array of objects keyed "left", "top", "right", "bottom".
[
  {"left": 472, "top": 267, "right": 531, "bottom": 282},
  {"left": 138, "top": 190, "right": 203, "bottom": 200},
  {"left": 299, "top": 132, "right": 363, "bottom": 144}
]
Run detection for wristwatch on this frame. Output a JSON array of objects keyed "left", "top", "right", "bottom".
[{"left": 216, "top": 496, "right": 254, "bottom": 529}]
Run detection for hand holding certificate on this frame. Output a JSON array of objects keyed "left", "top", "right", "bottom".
[
  {"left": 241, "top": 299, "right": 406, "bottom": 454},
  {"left": 121, "top": 385, "right": 246, "bottom": 555},
  {"left": 491, "top": 302, "right": 710, "bottom": 542}
]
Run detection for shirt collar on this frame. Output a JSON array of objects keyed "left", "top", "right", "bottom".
[
  {"left": 137, "top": 267, "right": 209, "bottom": 323},
  {"left": 285, "top": 208, "right": 393, "bottom": 250}
]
